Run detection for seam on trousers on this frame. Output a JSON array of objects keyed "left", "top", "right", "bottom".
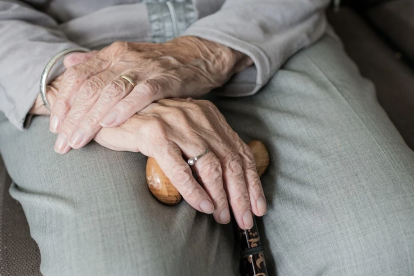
[{"left": 146, "top": 0, "right": 197, "bottom": 43}]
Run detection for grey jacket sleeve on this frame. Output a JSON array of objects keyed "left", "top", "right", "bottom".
[
  {"left": 0, "top": 0, "right": 81, "bottom": 130},
  {"left": 184, "top": 0, "right": 330, "bottom": 97}
]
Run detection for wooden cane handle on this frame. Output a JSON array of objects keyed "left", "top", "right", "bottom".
[{"left": 146, "top": 140, "right": 270, "bottom": 205}]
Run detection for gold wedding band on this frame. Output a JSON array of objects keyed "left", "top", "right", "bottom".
[{"left": 120, "top": 75, "right": 136, "bottom": 87}]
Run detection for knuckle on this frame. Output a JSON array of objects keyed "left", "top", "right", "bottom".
[
  {"left": 64, "top": 66, "right": 83, "bottom": 80},
  {"left": 224, "top": 152, "right": 243, "bottom": 176},
  {"left": 110, "top": 41, "right": 129, "bottom": 52},
  {"left": 187, "top": 102, "right": 204, "bottom": 114},
  {"left": 106, "top": 79, "right": 126, "bottom": 98},
  {"left": 53, "top": 100, "right": 69, "bottom": 113},
  {"left": 169, "top": 107, "right": 186, "bottom": 121},
  {"left": 198, "top": 99, "right": 216, "bottom": 109},
  {"left": 199, "top": 160, "right": 222, "bottom": 184},
  {"left": 170, "top": 163, "right": 193, "bottom": 187},
  {"left": 140, "top": 80, "right": 160, "bottom": 98},
  {"left": 213, "top": 193, "right": 228, "bottom": 207},
  {"left": 80, "top": 78, "right": 104, "bottom": 100},
  {"left": 159, "top": 55, "right": 180, "bottom": 66},
  {"left": 199, "top": 100, "right": 219, "bottom": 115},
  {"left": 250, "top": 178, "right": 263, "bottom": 193},
  {"left": 242, "top": 146, "right": 257, "bottom": 171},
  {"left": 183, "top": 186, "right": 203, "bottom": 202},
  {"left": 82, "top": 113, "right": 101, "bottom": 129},
  {"left": 118, "top": 98, "right": 137, "bottom": 113},
  {"left": 147, "top": 118, "right": 168, "bottom": 142},
  {"left": 231, "top": 193, "right": 251, "bottom": 207},
  {"left": 60, "top": 116, "right": 78, "bottom": 131}
]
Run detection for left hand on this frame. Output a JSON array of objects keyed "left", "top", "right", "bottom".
[
  {"left": 94, "top": 98, "right": 267, "bottom": 229},
  {"left": 50, "top": 36, "right": 252, "bottom": 154},
  {"left": 30, "top": 51, "right": 96, "bottom": 116}
]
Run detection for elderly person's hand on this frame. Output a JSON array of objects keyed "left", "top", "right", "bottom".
[
  {"left": 50, "top": 37, "right": 253, "bottom": 154},
  {"left": 94, "top": 98, "right": 267, "bottom": 229},
  {"left": 30, "top": 51, "right": 96, "bottom": 116}
]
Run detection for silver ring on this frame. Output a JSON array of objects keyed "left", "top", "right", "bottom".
[
  {"left": 187, "top": 149, "right": 211, "bottom": 166},
  {"left": 40, "top": 47, "right": 90, "bottom": 110}
]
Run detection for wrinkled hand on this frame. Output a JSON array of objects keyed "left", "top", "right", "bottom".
[
  {"left": 30, "top": 51, "right": 96, "bottom": 116},
  {"left": 94, "top": 98, "right": 267, "bottom": 229},
  {"left": 50, "top": 36, "right": 252, "bottom": 154}
]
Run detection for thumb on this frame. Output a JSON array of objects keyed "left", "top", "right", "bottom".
[
  {"left": 63, "top": 51, "right": 97, "bottom": 68},
  {"left": 94, "top": 115, "right": 143, "bottom": 152}
]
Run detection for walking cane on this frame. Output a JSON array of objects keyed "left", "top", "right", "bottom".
[{"left": 146, "top": 140, "right": 270, "bottom": 276}]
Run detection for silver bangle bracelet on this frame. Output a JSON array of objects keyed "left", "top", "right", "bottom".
[{"left": 40, "top": 47, "right": 90, "bottom": 110}]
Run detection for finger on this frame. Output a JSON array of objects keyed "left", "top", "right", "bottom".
[
  {"left": 173, "top": 135, "right": 230, "bottom": 225},
  {"left": 199, "top": 100, "right": 265, "bottom": 220},
  {"left": 205, "top": 100, "right": 266, "bottom": 216},
  {"left": 50, "top": 54, "right": 110, "bottom": 133},
  {"left": 100, "top": 76, "right": 182, "bottom": 127},
  {"left": 63, "top": 51, "right": 97, "bottom": 68},
  {"left": 218, "top": 148, "right": 253, "bottom": 229},
  {"left": 94, "top": 115, "right": 143, "bottom": 152},
  {"left": 150, "top": 98, "right": 254, "bottom": 229},
  {"left": 154, "top": 143, "right": 214, "bottom": 215},
  {"left": 94, "top": 114, "right": 215, "bottom": 215},
  {"left": 54, "top": 70, "right": 117, "bottom": 153},
  {"left": 68, "top": 74, "right": 135, "bottom": 149},
  {"left": 236, "top": 140, "right": 267, "bottom": 217}
]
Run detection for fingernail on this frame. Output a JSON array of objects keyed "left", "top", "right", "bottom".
[
  {"left": 101, "top": 112, "right": 117, "bottom": 127},
  {"left": 50, "top": 115, "right": 59, "bottom": 132},
  {"left": 54, "top": 133, "right": 67, "bottom": 154},
  {"left": 219, "top": 208, "right": 231, "bottom": 224},
  {"left": 69, "top": 129, "right": 84, "bottom": 147},
  {"left": 242, "top": 210, "right": 254, "bottom": 229},
  {"left": 257, "top": 196, "right": 267, "bottom": 215},
  {"left": 200, "top": 200, "right": 214, "bottom": 214},
  {"left": 62, "top": 144, "right": 72, "bottom": 154}
]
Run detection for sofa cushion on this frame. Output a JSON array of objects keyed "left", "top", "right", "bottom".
[
  {"left": 341, "top": 0, "right": 391, "bottom": 8},
  {"left": 0, "top": 155, "right": 41, "bottom": 276},
  {"left": 365, "top": 0, "right": 414, "bottom": 62},
  {"left": 327, "top": 7, "right": 414, "bottom": 150}
]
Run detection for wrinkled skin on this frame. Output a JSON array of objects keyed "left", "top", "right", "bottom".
[
  {"left": 95, "top": 98, "right": 267, "bottom": 229},
  {"left": 32, "top": 92, "right": 266, "bottom": 229},
  {"left": 30, "top": 37, "right": 265, "bottom": 229},
  {"left": 48, "top": 36, "right": 252, "bottom": 154}
]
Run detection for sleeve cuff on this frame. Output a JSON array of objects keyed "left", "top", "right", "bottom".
[{"left": 13, "top": 50, "right": 77, "bottom": 130}]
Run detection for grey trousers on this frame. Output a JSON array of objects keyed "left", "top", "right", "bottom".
[{"left": 1, "top": 35, "right": 414, "bottom": 276}]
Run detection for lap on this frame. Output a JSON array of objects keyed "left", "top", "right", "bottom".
[
  {"left": 1, "top": 35, "right": 414, "bottom": 275},
  {"left": 0, "top": 117, "right": 237, "bottom": 275},
  {"left": 210, "top": 35, "right": 414, "bottom": 275}
]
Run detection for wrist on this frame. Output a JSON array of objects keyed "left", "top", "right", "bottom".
[
  {"left": 30, "top": 85, "right": 58, "bottom": 115},
  {"left": 175, "top": 36, "right": 253, "bottom": 87}
]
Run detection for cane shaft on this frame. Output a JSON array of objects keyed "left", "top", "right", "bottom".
[{"left": 239, "top": 217, "right": 269, "bottom": 276}]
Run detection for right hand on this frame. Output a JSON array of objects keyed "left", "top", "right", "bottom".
[{"left": 94, "top": 98, "right": 267, "bottom": 229}]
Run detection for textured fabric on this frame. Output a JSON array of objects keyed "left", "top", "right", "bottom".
[
  {"left": 365, "top": 0, "right": 414, "bottom": 62},
  {"left": 0, "top": 155, "right": 41, "bottom": 276},
  {"left": 327, "top": 7, "right": 414, "bottom": 150},
  {"left": 146, "top": 0, "right": 196, "bottom": 43},
  {"left": 184, "top": 0, "right": 330, "bottom": 97},
  {"left": 1, "top": 35, "right": 414, "bottom": 275},
  {"left": 60, "top": 2, "right": 152, "bottom": 50},
  {"left": 0, "top": 0, "right": 329, "bottom": 130}
]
